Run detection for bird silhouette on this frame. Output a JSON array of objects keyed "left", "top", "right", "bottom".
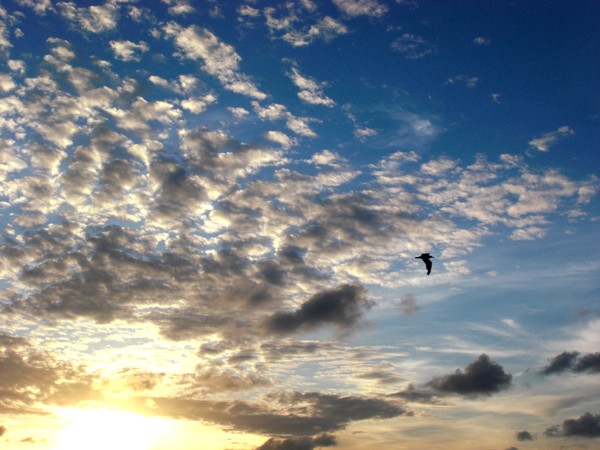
[{"left": 415, "top": 253, "right": 434, "bottom": 275}]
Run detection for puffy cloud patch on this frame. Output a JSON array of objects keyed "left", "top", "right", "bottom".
[
  {"left": 266, "top": 283, "right": 373, "bottom": 335},
  {"left": 541, "top": 351, "right": 600, "bottom": 375},
  {"left": 427, "top": 354, "right": 512, "bottom": 397},
  {"left": 396, "top": 293, "right": 419, "bottom": 316},
  {"left": 516, "top": 430, "right": 533, "bottom": 441},
  {"left": 57, "top": 1, "right": 120, "bottom": 33},
  {"left": 545, "top": 412, "right": 600, "bottom": 438},
  {"left": 164, "top": 22, "right": 267, "bottom": 100},
  {"left": 332, "top": 0, "right": 388, "bottom": 17},
  {"left": 109, "top": 40, "right": 149, "bottom": 61}
]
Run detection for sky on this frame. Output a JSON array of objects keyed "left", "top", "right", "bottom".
[{"left": 0, "top": 0, "right": 599, "bottom": 449}]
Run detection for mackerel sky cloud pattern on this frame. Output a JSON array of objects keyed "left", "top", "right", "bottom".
[{"left": 0, "top": 1, "right": 599, "bottom": 449}]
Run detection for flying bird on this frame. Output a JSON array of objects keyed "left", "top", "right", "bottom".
[{"left": 415, "top": 253, "right": 434, "bottom": 275}]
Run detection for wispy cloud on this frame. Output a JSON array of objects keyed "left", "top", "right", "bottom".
[
  {"left": 528, "top": 125, "right": 575, "bottom": 152},
  {"left": 391, "top": 33, "right": 437, "bottom": 59},
  {"left": 288, "top": 65, "right": 335, "bottom": 107}
]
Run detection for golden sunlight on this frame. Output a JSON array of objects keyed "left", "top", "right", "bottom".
[{"left": 56, "top": 408, "right": 171, "bottom": 450}]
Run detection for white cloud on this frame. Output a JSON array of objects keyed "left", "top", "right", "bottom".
[
  {"left": 264, "top": 131, "right": 297, "bottom": 149},
  {"left": 8, "top": 59, "right": 25, "bottom": 74},
  {"left": 110, "top": 40, "right": 149, "bottom": 61},
  {"left": 0, "top": 9, "right": 13, "bottom": 52},
  {"left": 0, "top": 73, "right": 16, "bottom": 92},
  {"left": 164, "top": 22, "right": 267, "bottom": 100},
  {"left": 528, "top": 125, "right": 575, "bottom": 152},
  {"left": 16, "top": 0, "right": 55, "bottom": 15},
  {"left": 180, "top": 94, "right": 217, "bottom": 114},
  {"left": 354, "top": 126, "right": 377, "bottom": 141},
  {"left": 332, "top": 0, "right": 389, "bottom": 17},
  {"left": 57, "top": 1, "right": 120, "bottom": 33},
  {"left": 473, "top": 36, "right": 490, "bottom": 46},
  {"left": 252, "top": 101, "right": 317, "bottom": 137},
  {"left": 308, "top": 150, "right": 346, "bottom": 167},
  {"left": 227, "top": 106, "right": 249, "bottom": 119},
  {"left": 292, "top": 16, "right": 348, "bottom": 46},
  {"left": 238, "top": 5, "right": 261, "bottom": 17},
  {"left": 288, "top": 66, "right": 335, "bottom": 107},
  {"left": 161, "top": 0, "right": 195, "bottom": 15}
]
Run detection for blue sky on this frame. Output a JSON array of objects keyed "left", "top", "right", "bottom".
[{"left": 0, "top": 1, "right": 599, "bottom": 449}]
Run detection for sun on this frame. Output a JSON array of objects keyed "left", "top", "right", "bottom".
[{"left": 56, "top": 408, "right": 171, "bottom": 450}]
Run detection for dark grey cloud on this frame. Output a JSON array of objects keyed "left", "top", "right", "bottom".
[
  {"left": 516, "top": 430, "right": 533, "bottom": 441},
  {"left": 574, "top": 352, "right": 600, "bottom": 373},
  {"left": 427, "top": 354, "right": 512, "bottom": 397},
  {"left": 151, "top": 390, "right": 408, "bottom": 436},
  {"left": 541, "top": 351, "right": 580, "bottom": 375},
  {"left": 545, "top": 412, "right": 600, "bottom": 438},
  {"left": 266, "top": 283, "right": 373, "bottom": 335},
  {"left": 256, "top": 434, "right": 337, "bottom": 450},
  {"left": 541, "top": 351, "right": 600, "bottom": 375},
  {"left": 389, "top": 384, "right": 444, "bottom": 405}
]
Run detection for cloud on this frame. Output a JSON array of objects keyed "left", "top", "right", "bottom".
[
  {"left": 445, "top": 74, "right": 479, "bottom": 88},
  {"left": 390, "top": 384, "right": 445, "bottom": 405},
  {"left": 396, "top": 293, "right": 419, "bottom": 316},
  {"left": 109, "top": 40, "right": 149, "bottom": 61},
  {"left": 0, "top": 334, "right": 97, "bottom": 414},
  {"left": 16, "top": 0, "right": 55, "bottom": 15},
  {"left": 545, "top": 412, "right": 600, "bottom": 438},
  {"left": 516, "top": 430, "right": 533, "bottom": 441},
  {"left": 252, "top": 101, "right": 317, "bottom": 137},
  {"left": 391, "top": 33, "right": 437, "bottom": 59},
  {"left": 541, "top": 351, "right": 600, "bottom": 375},
  {"left": 283, "top": 16, "right": 348, "bottom": 47},
  {"left": 256, "top": 434, "right": 337, "bottom": 450},
  {"left": 181, "top": 94, "right": 217, "bottom": 114},
  {"left": 265, "top": 130, "right": 297, "bottom": 149},
  {"left": 164, "top": 22, "right": 267, "bottom": 100},
  {"left": 427, "top": 354, "right": 512, "bottom": 397},
  {"left": 57, "top": 1, "right": 120, "bottom": 33},
  {"left": 473, "top": 36, "right": 490, "bottom": 46},
  {"left": 151, "top": 390, "right": 408, "bottom": 436},
  {"left": 332, "top": 0, "right": 389, "bottom": 17},
  {"left": 266, "top": 283, "right": 373, "bottom": 335},
  {"left": 288, "top": 66, "right": 335, "bottom": 107},
  {"left": 528, "top": 126, "right": 574, "bottom": 152},
  {"left": 0, "top": 425, "right": 5, "bottom": 436},
  {"left": 161, "top": 0, "right": 195, "bottom": 16}
]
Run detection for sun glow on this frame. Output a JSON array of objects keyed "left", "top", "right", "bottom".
[{"left": 56, "top": 408, "right": 171, "bottom": 450}]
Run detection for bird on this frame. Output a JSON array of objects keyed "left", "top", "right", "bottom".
[{"left": 415, "top": 253, "right": 434, "bottom": 275}]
